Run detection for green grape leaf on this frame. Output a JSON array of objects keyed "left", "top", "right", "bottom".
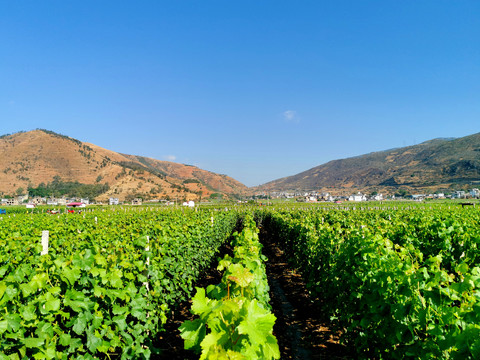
[
  {"left": 226, "top": 264, "right": 254, "bottom": 288},
  {"left": 19, "top": 282, "right": 35, "bottom": 297},
  {"left": 261, "top": 334, "right": 280, "bottom": 359},
  {"left": 179, "top": 318, "right": 206, "bottom": 351},
  {"left": 0, "top": 320, "right": 7, "bottom": 334},
  {"left": 200, "top": 331, "right": 224, "bottom": 360},
  {"left": 0, "top": 282, "right": 6, "bottom": 300},
  {"left": 71, "top": 312, "right": 91, "bottom": 335},
  {"left": 191, "top": 288, "right": 210, "bottom": 316},
  {"left": 6, "top": 313, "right": 21, "bottom": 332},
  {"left": 62, "top": 267, "right": 81, "bottom": 286},
  {"left": 86, "top": 329, "right": 102, "bottom": 352},
  {"left": 237, "top": 300, "right": 276, "bottom": 346},
  {"left": 44, "top": 293, "right": 60, "bottom": 312},
  {"left": 113, "top": 315, "right": 127, "bottom": 331},
  {"left": 59, "top": 333, "right": 71, "bottom": 346},
  {"left": 21, "top": 304, "right": 37, "bottom": 321},
  {"left": 108, "top": 269, "right": 123, "bottom": 288},
  {"left": 24, "top": 337, "right": 45, "bottom": 348},
  {"left": 94, "top": 253, "right": 107, "bottom": 266},
  {"left": 30, "top": 273, "right": 48, "bottom": 290}
]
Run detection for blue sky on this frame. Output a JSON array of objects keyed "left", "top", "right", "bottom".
[{"left": 1, "top": 1, "right": 479, "bottom": 186}]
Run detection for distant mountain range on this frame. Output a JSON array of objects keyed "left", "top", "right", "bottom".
[
  {"left": 256, "top": 132, "right": 480, "bottom": 194},
  {"left": 0, "top": 130, "right": 247, "bottom": 201},
  {"left": 1, "top": 130, "right": 479, "bottom": 201}
]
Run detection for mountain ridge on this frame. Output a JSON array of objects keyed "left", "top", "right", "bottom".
[
  {"left": 256, "top": 132, "right": 480, "bottom": 194},
  {"left": 0, "top": 129, "right": 247, "bottom": 201},
  {"left": 3, "top": 129, "right": 479, "bottom": 199}
]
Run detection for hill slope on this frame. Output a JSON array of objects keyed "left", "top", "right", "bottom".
[
  {"left": 0, "top": 130, "right": 247, "bottom": 201},
  {"left": 257, "top": 132, "right": 480, "bottom": 194}
]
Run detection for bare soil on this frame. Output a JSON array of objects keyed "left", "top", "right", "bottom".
[{"left": 260, "top": 227, "right": 353, "bottom": 360}]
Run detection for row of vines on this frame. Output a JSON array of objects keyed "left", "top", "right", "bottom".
[
  {"left": 180, "top": 215, "right": 279, "bottom": 359},
  {"left": 0, "top": 209, "right": 238, "bottom": 359},
  {"left": 257, "top": 206, "right": 480, "bottom": 359}
]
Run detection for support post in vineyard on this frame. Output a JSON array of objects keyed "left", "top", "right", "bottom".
[
  {"left": 144, "top": 236, "right": 150, "bottom": 292},
  {"left": 41, "top": 230, "right": 49, "bottom": 255}
]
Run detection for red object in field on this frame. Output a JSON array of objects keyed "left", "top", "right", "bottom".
[
  {"left": 67, "top": 202, "right": 83, "bottom": 207},
  {"left": 68, "top": 209, "right": 75, "bottom": 213}
]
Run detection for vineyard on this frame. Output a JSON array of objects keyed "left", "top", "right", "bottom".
[
  {"left": 1, "top": 204, "right": 480, "bottom": 359},
  {"left": 0, "top": 208, "right": 237, "bottom": 359}
]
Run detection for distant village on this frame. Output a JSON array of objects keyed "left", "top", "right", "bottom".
[
  {"left": 0, "top": 195, "right": 142, "bottom": 207},
  {"left": 1, "top": 188, "right": 480, "bottom": 208},
  {"left": 255, "top": 188, "right": 480, "bottom": 202},
  {"left": 0, "top": 194, "right": 198, "bottom": 208}
]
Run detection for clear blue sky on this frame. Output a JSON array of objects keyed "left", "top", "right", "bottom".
[{"left": 1, "top": 1, "right": 479, "bottom": 186}]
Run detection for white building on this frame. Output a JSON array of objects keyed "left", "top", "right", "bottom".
[
  {"left": 17, "top": 194, "right": 29, "bottom": 203},
  {"left": 470, "top": 189, "right": 480, "bottom": 198},
  {"left": 412, "top": 194, "right": 425, "bottom": 201},
  {"left": 109, "top": 198, "right": 119, "bottom": 205},
  {"left": 349, "top": 193, "right": 366, "bottom": 202},
  {"left": 32, "top": 197, "right": 45, "bottom": 205},
  {"left": 132, "top": 198, "right": 142, "bottom": 206},
  {"left": 454, "top": 191, "right": 466, "bottom": 199},
  {"left": 182, "top": 200, "right": 195, "bottom": 207},
  {"left": 4, "top": 198, "right": 19, "bottom": 206}
]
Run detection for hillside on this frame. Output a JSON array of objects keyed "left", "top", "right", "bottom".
[
  {"left": 0, "top": 130, "right": 247, "bottom": 201},
  {"left": 257, "top": 132, "right": 480, "bottom": 194}
]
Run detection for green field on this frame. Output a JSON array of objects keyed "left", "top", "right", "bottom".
[{"left": 1, "top": 203, "right": 480, "bottom": 359}]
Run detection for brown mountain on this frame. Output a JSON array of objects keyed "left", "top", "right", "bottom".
[
  {"left": 0, "top": 129, "right": 247, "bottom": 201},
  {"left": 257, "top": 132, "right": 480, "bottom": 194}
]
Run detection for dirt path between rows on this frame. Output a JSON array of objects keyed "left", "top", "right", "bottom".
[{"left": 260, "top": 227, "right": 353, "bottom": 360}]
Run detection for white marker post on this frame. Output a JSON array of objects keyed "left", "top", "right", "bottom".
[
  {"left": 41, "top": 231, "right": 49, "bottom": 255},
  {"left": 145, "top": 235, "right": 151, "bottom": 331},
  {"left": 144, "top": 236, "right": 150, "bottom": 292},
  {"left": 146, "top": 236, "right": 150, "bottom": 267}
]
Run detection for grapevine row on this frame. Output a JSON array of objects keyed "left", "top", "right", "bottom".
[
  {"left": 258, "top": 207, "right": 480, "bottom": 359},
  {"left": 0, "top": 209, "right": 237, "bottom": 359},
  {"left": 180, "top": 215, "right": 280, "bottom": 359}
]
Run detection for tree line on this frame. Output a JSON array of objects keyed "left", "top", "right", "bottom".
[{"left": 27, "top": 176, "right": 109, "bottom": 200}]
